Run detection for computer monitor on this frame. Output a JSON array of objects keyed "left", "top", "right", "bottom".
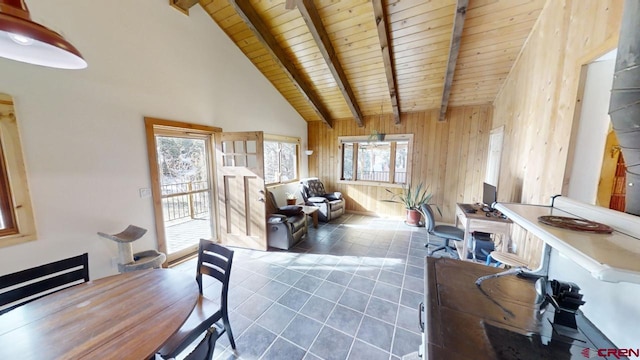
[{"left": 482, "top": 182, "right": 497, "bottom": 209}]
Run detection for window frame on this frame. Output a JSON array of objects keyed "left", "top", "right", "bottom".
[
  {"left": 263, "top": 134, "right": 301, "bottom": 186},
  {"left": 338, "top": 134, "right": 413, "bottom": 188},
  {"left": 0, "top": 94, "right": 37, "bottom": 247}
]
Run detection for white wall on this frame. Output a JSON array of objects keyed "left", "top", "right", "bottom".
[
  {"left": 553, "top": 52, "right": 640, "bottom": 349},
  {"left": 0, "top": 0, "right": 307, "bottom": 279},
  {"left": 566, "top": 58, "right": 615, "bottom": 202}
]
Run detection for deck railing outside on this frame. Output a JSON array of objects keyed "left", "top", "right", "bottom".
[
  {"left": 356, "top": 171, "right": 407, "bottom": 183},
  {"left": 161, "top": 181, "right": 210, "bottom": 222}
]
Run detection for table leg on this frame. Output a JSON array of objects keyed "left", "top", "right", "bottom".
[
  {"left": 461, "top": 220, "right": 471, "bottom": 261},
  {"left": 312, "top": 212, "right": 318, "bottom": 228}
]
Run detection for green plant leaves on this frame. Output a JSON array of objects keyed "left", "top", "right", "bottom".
[{"left": 380, "top": 182, "right": 434, "bottom": 210}]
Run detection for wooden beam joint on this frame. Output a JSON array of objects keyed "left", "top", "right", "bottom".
[{"left": 170, "top": 0, "right": 199, "bottom": 15}]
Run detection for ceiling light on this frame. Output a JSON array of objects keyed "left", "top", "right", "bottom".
[{"left": 0, "top": 0, "right": 86, "bottom": 69}]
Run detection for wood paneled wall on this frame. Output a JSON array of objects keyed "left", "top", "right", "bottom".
[
  {"left": 307, "top": 106, "right": 493, "bottom": 222},
  {"left": 493, "top": 0, "right": 623, "bottom": 266}
]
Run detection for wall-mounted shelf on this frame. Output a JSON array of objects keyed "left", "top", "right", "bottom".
[{"left": 495, "top": 196, "right": 640, "bottom": 284}]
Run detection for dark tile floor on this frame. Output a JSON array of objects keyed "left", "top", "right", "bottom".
[{"left": 172, "top": 213, "right": 453, "bottom": 360}]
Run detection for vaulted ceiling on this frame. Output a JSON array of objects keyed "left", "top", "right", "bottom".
[{"left": 172, "top": 0, "right": 545, "bottom": 127}]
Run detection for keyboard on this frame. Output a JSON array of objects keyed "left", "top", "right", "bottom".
[{"left": 459, "top": 204, "right": 476, "bottom": 213}]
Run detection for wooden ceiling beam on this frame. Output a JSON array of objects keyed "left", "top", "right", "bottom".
[
  {"left": 169, "top": 0, "right": 199, "bottom": 15},
  {"left": 439, "top": 0, "right": 468, "bottom": 122},
  {"left": 372, "top": 0, "right": 401, "bottom": 124},
  {"left": 285, "top": 0, "right": 297, "bottom": 10},
  {"left": 228, "top": 0, "right": 333, "bottom": 128},
  {"left": 297, "top": 0, "right": 364, "bottom": 127}
]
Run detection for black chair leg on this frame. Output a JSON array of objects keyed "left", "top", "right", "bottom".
[
  {"left": 427, "top": 239, "right": 459, "bottom": 259},
  {"left": 222, "top": 311, "right": 236, "bottom": 349},
  {"left": 427, "top": 244, "right": 445, "bottom": 255}
]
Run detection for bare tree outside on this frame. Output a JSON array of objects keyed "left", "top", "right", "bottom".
[{"left": 264, "top": 140, "right": 298, "bottom": 184}]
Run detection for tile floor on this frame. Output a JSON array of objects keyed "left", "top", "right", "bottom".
[{"left": 172, "top": 213, "right": 454, "bottom": 360}]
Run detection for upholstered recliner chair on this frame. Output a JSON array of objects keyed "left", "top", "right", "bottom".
[
  {"left": 300, "top": 178, "right": 345, "bottom": 222},
  {"left": 266, "top": 191, "right": 307, "bottom": 250}
]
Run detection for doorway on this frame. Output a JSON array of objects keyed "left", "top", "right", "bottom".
[
  {"left": 145, "top": 118, "right": 220, "bottom": 263},
  {"left": 564, "top": 50, "right": 617, "bottom": 205}
]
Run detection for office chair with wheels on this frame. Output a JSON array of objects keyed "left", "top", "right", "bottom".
[
  {"left": 421, "top": 204, "right": 465, "bottom": 258},
  {"left": 158, "top": 240, "right": 235, "bottom": 360}
]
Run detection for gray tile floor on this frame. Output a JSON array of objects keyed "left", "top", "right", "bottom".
[{"left": 172, "top": 214, "right": 454, "bottom": 360}]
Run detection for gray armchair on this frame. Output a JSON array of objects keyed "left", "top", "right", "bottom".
[
  {"left": 266, "top": 191, "right": 307, "bottom": 250},
  {"left": 299, "top": 178, "right": 345, "bottom": 222}
]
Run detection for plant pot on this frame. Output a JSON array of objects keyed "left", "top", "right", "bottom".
[
  {"left": 405, "top": 209, "right": 422, "bottom": 226},
  {"left": 286, "top": 199, "right": 297, "bottom": 205},
  {"left": 376, "top": 133, "right": 385, "bottom": 141}
]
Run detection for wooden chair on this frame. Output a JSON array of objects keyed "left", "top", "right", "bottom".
[
  {"left": 156, "top": 327, "right": 218, "bottom": 360},
  {"left": 0, "top": 253, "right": 89, "bottom": 315},
  {"left": 158, "top": 240, "right": 235, "bottom": 359}
]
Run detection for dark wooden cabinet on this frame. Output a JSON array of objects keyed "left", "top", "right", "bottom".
[{"left": 422, "top": 257, "right": 617, "bottom": 359}]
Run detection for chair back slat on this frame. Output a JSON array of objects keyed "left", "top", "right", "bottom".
[
  {"left": 196, "top": 240, "right": 233, "bottom": 295},
  {"left": 0, "top": 253, "right": 89, "bottom": 315},
  {"left": 199, "top": 264, "right": 225, "bottom": 283}
]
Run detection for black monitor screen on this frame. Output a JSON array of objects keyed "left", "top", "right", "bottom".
[{"left": 483, "top": 182, "right": 497, "bottom": 208}]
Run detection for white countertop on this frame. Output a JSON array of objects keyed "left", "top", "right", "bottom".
[{"left": 495, "top": 199, "right": 640, "bottom": 284}]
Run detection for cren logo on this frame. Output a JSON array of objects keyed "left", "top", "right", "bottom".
[
  {"left": 581, "top": 348, "right": 598, "bottom": 358},
  {"left": 582, "top": 348, "right": 640, "bottom": 358}
]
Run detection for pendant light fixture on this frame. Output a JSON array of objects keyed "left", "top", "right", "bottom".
[{"left": 0, "top": 0, "right": 86, "bottom": 69}]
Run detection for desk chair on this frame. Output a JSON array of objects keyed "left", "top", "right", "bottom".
[
  {"left": 0, "top": 253, "right": 89, "bottom": 315},
  {"left": 158, "top": 240, "right": 235, "bottom": 359},
  {"left": 421, "top": 204, "right": 465, "bottom": 258}
]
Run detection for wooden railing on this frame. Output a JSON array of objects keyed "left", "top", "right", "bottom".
[
  {"left": 161, "top": 181, "right": 210, "bottom": 222},
  {"left": 356, "top": 171, "right": 407, "bottom": 183}
]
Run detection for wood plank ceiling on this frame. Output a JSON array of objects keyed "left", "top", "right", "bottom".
[{"left": 183, "top": 0, "right": 545, "bottom": 127}]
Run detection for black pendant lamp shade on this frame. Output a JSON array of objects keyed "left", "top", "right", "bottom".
[{"left": 0, "top": 0, "right": 86, "bottom": 69}]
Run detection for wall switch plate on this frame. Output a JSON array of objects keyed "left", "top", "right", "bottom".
[{"left": 139, "top": 188, "right": 152, "bottom": 198}]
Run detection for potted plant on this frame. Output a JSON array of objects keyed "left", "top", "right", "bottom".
[
  {"left": 368, "top": 129, "right": 385, "bottom": 142},
  {"left": 381, "top": 182, "right": 439, "bottom": 226},
  {"left": 285, "top": 192, "right": 297, "bottom": 205}
]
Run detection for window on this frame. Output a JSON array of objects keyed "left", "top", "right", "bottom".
[
  {"left": 0, "top": 94, "right": 36, "bottom": 247},
  {"left": 264, "top": 135, "right": 300, "bottom": 185},
  {"left": 339, "top": 134, "right": 412, "bottom": 185}
]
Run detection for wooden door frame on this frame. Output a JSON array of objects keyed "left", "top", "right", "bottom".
[{"left": 144, "top": 117, "right": 222, "bottom": 265}]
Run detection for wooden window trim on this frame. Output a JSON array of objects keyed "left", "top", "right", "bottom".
[
  {"left": 264, "top": 134, "right": 301, "bottom": 185},
  {"left": 338, "top": 134, "right": 413, "bottom": 187},
  {"left": 0, "top": 94, "right": 37, "bottom": 247}
]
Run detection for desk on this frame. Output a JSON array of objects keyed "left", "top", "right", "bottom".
[
  {"left": 301, "top": 205, "right": 319, "bottom": 229},
  {"left": 422, "top": 257, "right": 614, "bottom": 359},
  {"left": 0, "top": 269, "right": 198, "bottom": 360},
  {"left": 454, "top": 203, "right": 512, "bottom": 261}
]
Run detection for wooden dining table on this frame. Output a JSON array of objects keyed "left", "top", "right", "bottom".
[{"left": 0, "top": 269, "right": 198, "bottom": 360}]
